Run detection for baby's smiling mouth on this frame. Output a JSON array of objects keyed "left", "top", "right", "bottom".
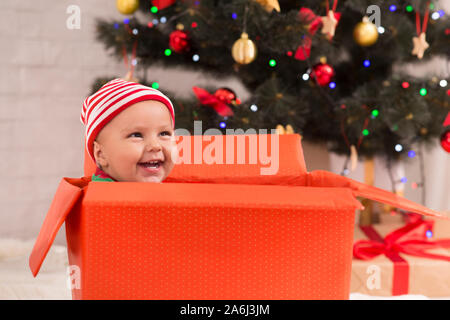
[{"left": 138, "top": 160, "right": 163, "bottom": 169}]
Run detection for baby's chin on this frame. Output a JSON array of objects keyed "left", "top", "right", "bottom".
[
  {"left": 137, "top": 175, "right": 163, "bottom": 183},
  {"left": 113, "top": 173, "right": 164, "bottom": 183}
]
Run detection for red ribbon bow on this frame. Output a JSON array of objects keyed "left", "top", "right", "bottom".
[
  {"left": 295, "top": 7, "right": 341, "bottom": 60},
  {"left": 192, "top": 87, "right": 234, "bottom": 117},
  {"left": 192, "top": 87, "right": 235, "bottom": 117},
  {"left": 354, "top": 219, "right": 450, "bottom": 295}
]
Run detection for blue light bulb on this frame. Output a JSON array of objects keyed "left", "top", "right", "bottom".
[
  {"left": 329, "top": 82, "right": 336, "bottom": 89},
  {"left": 363, "top": 60, "right": 371, "bottom": 67},
  {"left": 389, "top": 5, "right": 397, "bottom": 12}
]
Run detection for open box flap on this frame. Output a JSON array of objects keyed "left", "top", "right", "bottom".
[
  {"left": 306, "top": 170, "right": 449, "bottom": 220},
  {"left": 29, "top": 176, "right": 90, "bottom": 277},
  {"left": 30, "top": 169, "right": 448, "bottom": 277}
]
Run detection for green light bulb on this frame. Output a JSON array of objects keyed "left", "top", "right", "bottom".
[
  {"left": 362, "top": 129, "right": 369, "bottom": 136},
  {"left": 164, "top": 49, "right": 172, "bottom": 56},
  {"left": 420, "top": 88, "right": 427, "bottom": 96},
  {"left": 269, "top": 59, "right": 276, "bottom": 67},
  {"left": 372, "top": 109, "right": 379, "bottom": 117},
  {"left": 151, "top": 6, "right": 158, "bottom": 13},
  {"left": 152, "top": 82, "right": 159, "bottom": 89},
  {"left": 406, "top": 5, "right": 413, "bottom": 12}
]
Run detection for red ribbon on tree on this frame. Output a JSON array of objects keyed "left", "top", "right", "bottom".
[
  {"left": 415, "top": 2, "right": 430, "bottom": 37},
  {"left": 295, "top": 8, "right": 322, "bottom": 61},
  {"left": 122, "top": 40, "right": 138, "bottom": 79},
  {"left": 354, "top": 219, "right": 450, "bottom": 295},
  {"left": 152, "top": 0, "right": 176, "bottom": 10},
  {"left": 295, "top": 5, "right": 341, "bottom": 60},
  {"left": 192, "top": 87, "right": 235, "bottom": 117},
  {"left": 443, "top": 112, "right": 450, "bottom": 127}
]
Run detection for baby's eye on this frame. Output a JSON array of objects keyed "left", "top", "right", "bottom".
[
  {"left": 160, "top": 131, "right": 172, "bottom": 136},
  {"left": 129, "top": 132, "right": 143, "bottom": 138}
]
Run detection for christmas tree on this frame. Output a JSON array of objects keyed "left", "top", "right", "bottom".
[{"left": 92, "top": 0, "right": 450, "bottom": 164}]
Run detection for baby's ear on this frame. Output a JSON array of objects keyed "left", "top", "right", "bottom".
[{"left": 93, "top": 140, "right": 108, "bottom": 168}]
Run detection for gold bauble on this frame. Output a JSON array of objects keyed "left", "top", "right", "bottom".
[
  {"left": 254, "top": 0, "right": 280, "bottom": 12},
  {"left": 353, "top": 16, "right": 379, "bottom": 47},
  {"left": 232, "top": 32, "right": 257, "bottom": 65},
  {"left": 116, "top": 0, "right": 139, "bottom": 15}
]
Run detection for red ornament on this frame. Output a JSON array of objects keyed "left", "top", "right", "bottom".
[
  {"left": 169, "top": 30, "right": 190, "bottom": 53},
  {"left": 402, "top": 82, "right": 410, "bottom": 88},
  {"left": 310, "top": 62, "right": 335, "bottom": 86},
  {"left": 441, "top": 129, "right": 450, "bottom": 153}
]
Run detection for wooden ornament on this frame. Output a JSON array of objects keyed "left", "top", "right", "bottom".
[
  {"left": 412, "top": 32, "right": 429, "bottom": 59},
  {"left": 321, "top": 10, "right": 338, "bottom": 38}
]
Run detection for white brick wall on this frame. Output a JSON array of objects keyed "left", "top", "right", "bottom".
[
  {"left": 0, "top": 1, "right": 448, "bottom": 247},
  {"left": 0, "top": 0, "right": 250, "bottom": 245},
  {"left": 0, "top": 0, "right": 126, "bottom": 244}
]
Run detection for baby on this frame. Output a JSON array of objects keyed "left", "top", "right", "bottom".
[{"left": 80, "top": 78, "right": 177, "bottom": 183}]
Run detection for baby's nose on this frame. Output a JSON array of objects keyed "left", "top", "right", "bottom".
[{"left": 145, "top": 137, "right": 162, "bottom": 152}]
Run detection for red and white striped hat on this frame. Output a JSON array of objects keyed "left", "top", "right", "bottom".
[{"left": 81, "top": 78, "right": 175, "bottom": 163}]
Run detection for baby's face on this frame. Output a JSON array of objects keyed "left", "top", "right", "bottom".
[{"left": 93, "top": 100, "right": 177, "bottom": 183}]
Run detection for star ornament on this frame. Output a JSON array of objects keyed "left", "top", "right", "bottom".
[
  {"left": 412, "top": 32, "right": 429, "bottom": 59},
  {"left": 321, "top": 10, "right": 338, "bottom": 39}
]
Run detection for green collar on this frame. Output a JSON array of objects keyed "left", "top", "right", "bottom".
[{"left": 92, "top": 167, "right": 116, "bottom": 182}]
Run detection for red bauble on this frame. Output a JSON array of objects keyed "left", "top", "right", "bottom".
[
  {"left": 310, "top": 62, "right": 335, "bottom": 86},
  {"left": 440, "top": 129, "right": 450, "bottom": 153},
  {"left": 214, "top": 88, "right": 241, "bottom": 105},
  {"left": 169, "top": 30, "right": 190, "bottom": 53}
]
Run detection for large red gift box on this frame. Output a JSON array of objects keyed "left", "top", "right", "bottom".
[{"left": 29, "top": 134, "right": 447, "bottom": 299}]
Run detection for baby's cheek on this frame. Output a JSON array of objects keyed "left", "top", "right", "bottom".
[{"left": 165, "top": 143, "right": 179, "bottom": 164}]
